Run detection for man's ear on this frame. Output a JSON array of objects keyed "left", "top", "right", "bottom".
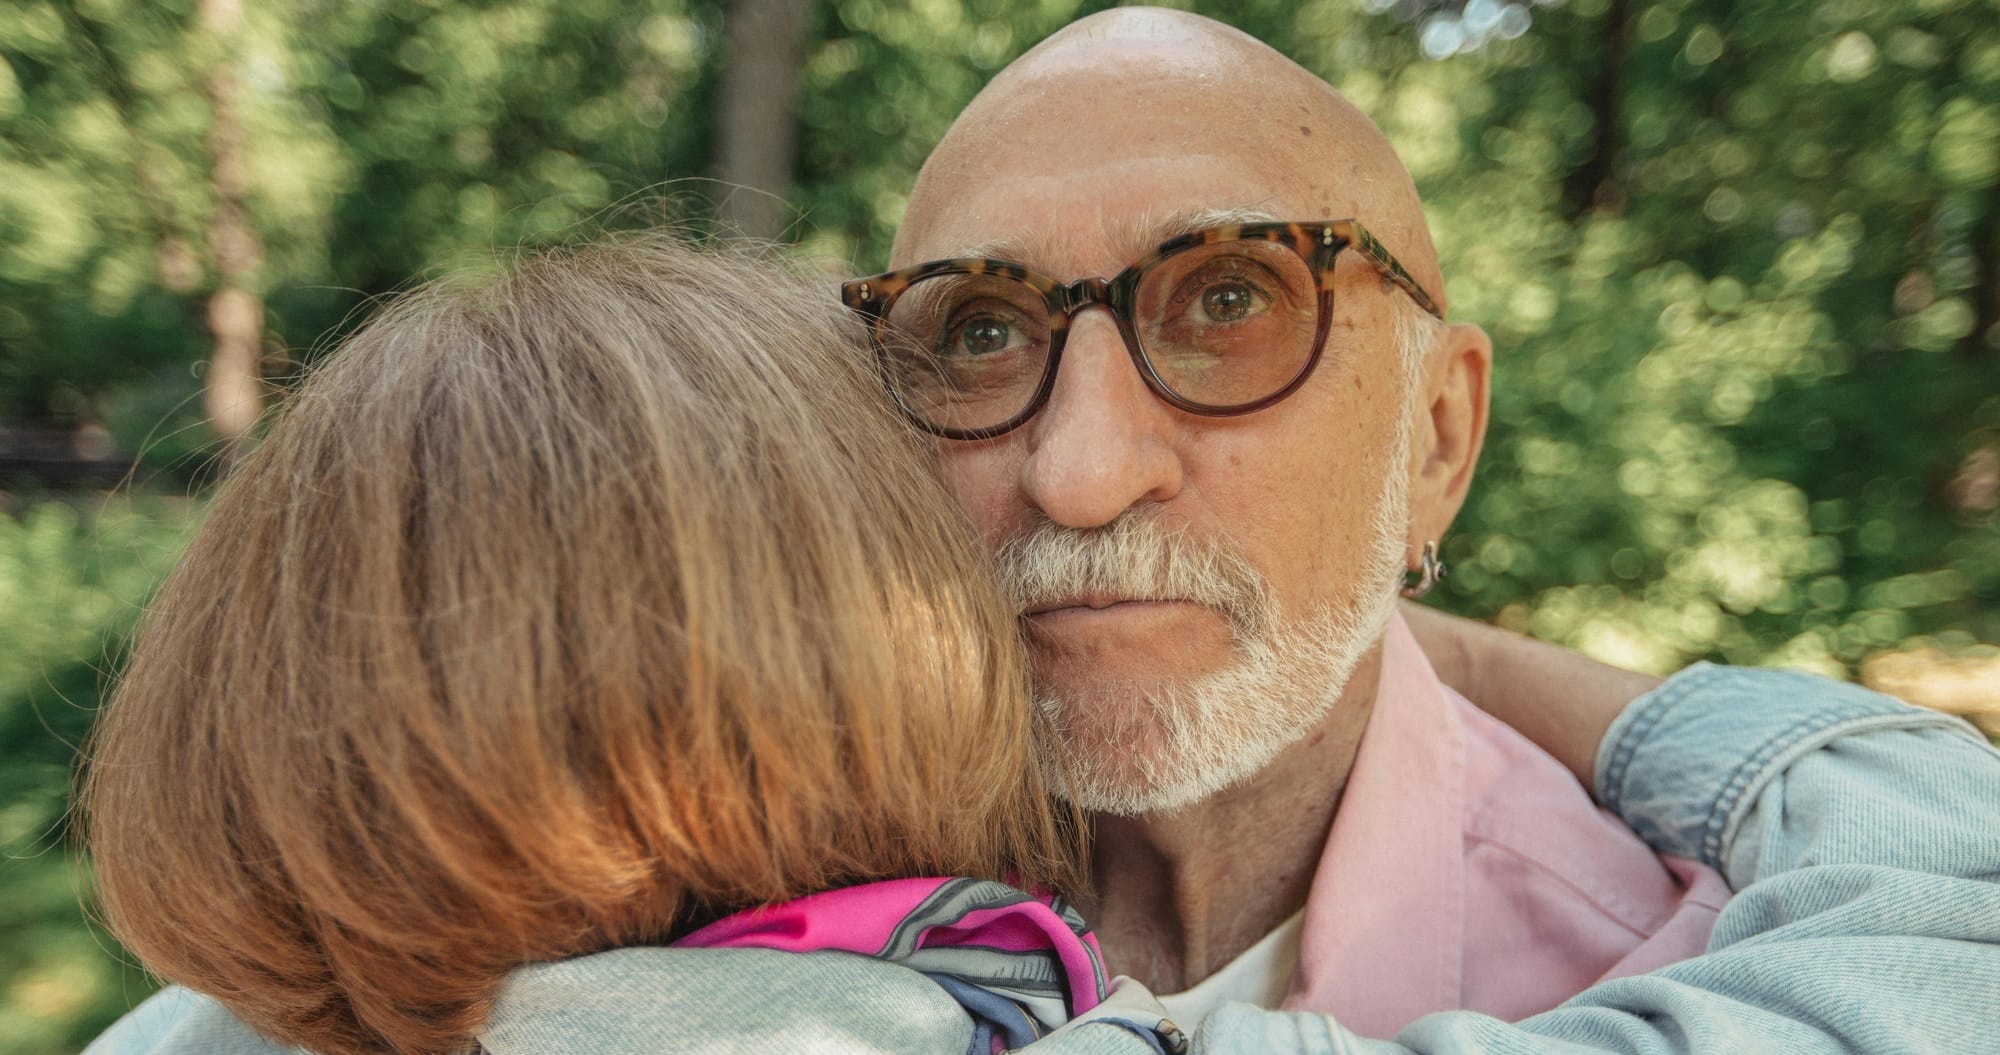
[{"left": 1406, "top": 321, "right": 1491, "bottom": 546}]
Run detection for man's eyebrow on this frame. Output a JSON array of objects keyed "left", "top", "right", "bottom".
[
  {"left": 1122, "top": 204, "right": 1285, "bottom": 250},
  {"left": 935, "top": 204, "right": 1284, "bottom": 268}
]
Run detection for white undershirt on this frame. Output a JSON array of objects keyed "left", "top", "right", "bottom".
[{"left": 1154, "top": 909, "right": 1305, "bottom": 1023}]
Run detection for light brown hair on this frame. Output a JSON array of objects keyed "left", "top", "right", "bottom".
[{"left": 83, "top": 236, "right": 1079, "bottom": 1054}]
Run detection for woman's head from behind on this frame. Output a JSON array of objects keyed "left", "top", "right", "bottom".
[{"left": 86, "top": 236, "right": 1075, "bottom": 1054}]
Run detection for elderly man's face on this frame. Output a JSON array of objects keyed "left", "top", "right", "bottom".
[{"left": 892, "top": 13, "right": 1483, "bottom": 812}]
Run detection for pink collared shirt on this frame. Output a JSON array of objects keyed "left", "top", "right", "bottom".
[{"left": 1282, "top": 612, "right": 1731, "bottom": 1036}]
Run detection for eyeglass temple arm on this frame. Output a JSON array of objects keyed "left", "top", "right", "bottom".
[{"left": 1336, "top": 222, "right": 1445, "bottom": 320}]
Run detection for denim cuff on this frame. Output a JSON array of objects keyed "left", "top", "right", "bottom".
[
  {"left": 1594, "top": 662, "right": 1977, "bottom": 874},
  {"left": 1080, "top": 1017, "right": 1189, "bottom": 1055}
]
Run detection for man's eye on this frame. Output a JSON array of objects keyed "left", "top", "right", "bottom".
[
  {"left": 1201, "top": 283, "right": 1261, "bottom": 323},
  {"left": 950, "top": 316, "right": 1015, "bottom": 357}
]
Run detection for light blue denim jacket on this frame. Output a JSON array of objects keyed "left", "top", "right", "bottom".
[{"left": 87, "top": 666, "right": 2000, "bottom": 1055}]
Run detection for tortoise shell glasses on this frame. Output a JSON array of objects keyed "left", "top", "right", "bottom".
[{"left": 840, "top": 220, "right": 1443, "bottom": 441}]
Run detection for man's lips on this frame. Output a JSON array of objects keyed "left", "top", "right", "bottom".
[{"left": 1022, "top": 596, "right": 1189, "bottom": 617}]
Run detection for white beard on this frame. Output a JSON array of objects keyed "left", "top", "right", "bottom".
[{"left": 999, "top": 425, "right": 1413, "bottom": 817}]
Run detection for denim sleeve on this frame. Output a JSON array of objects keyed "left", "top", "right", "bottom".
[
  {"left": 1593, "top": 661, "right": 1987, "bottom": 876},
  {"left": 1182, "top": 665, "right": 2000, "bottom": 1054}
]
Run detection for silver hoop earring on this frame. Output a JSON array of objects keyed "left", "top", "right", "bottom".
[{"left": 1401, "top": 540, "right": 1446, "bottom": 599}]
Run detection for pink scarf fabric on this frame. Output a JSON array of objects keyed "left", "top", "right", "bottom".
[{"left": 676, "top": 877, "right": 1108, "bottom": 1052}]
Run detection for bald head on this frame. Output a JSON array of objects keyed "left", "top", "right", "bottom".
[{"left": 896, "top": 7, "right": 1444, "bottom": 310}]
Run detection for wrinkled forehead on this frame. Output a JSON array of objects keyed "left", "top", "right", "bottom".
[
  {"left": 894, "top": 58, "right": 1438, "bottom": 300},
  {"left": 898, "top": 186, "right": 1297, "bottom": 280}
]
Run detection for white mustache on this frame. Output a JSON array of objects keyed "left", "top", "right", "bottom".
[{"left": 992, "top": 516, "right": 1274, "bottom": 640}]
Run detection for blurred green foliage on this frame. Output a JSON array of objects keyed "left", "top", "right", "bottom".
[
  {"left": 1, "top": 0, "right": 1996, "bottom": 1051},
  {"left": 0, "top": 499, "right": 193, "bottom": 1055}
]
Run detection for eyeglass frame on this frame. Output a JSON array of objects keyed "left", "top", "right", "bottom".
[{"left": 839, "top": 219, "right": 1444, "bottom": 441}]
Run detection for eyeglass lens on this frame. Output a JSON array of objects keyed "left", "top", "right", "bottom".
[{"left": 877, "top": 239, "right": 1322, "bottom": 434}]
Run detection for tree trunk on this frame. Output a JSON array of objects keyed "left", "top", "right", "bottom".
[
  {"left": 1563, "top": 0, "right": 1632, "bottom": 218},
  {"left": 716, "top": 0, "right": 813, "bottom": 241},
  {"left": 199, "top": 0, "right": 266, "bottom": 456}
]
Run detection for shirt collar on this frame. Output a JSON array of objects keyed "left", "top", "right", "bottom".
[{"left": 1283, "top": 609, "right": 1467, "bottom": 1035}]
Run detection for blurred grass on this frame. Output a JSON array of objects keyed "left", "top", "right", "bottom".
[{"left": 0, "top": 495, "right": 196, "bottom": 1055}]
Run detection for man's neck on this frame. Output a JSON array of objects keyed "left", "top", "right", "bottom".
[{"left": 1075, "top": 647, "right": 1383, "bottom": 992}]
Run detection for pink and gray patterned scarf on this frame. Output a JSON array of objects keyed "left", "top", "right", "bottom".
[{"left": 676, "top": 877, "right": 1108, "bottom": 1053}]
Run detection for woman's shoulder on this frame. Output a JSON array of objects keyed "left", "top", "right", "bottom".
[
  {"left": 84, "top": 988, "right": 303, "bottom": 1055},
  {"left": 87, "top": 949, "right": 978, "bottom": 1055},
  {"left": 485, "top": 946, "right": 975, "bottom": 1053}
]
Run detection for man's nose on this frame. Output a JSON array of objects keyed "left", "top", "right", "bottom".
[{"left": 1017, "top": 309, "right": 1184, "bottom": 528}]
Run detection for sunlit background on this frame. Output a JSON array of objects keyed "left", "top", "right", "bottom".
[{"left": 3, "top": 0, "right": 1998, "bottom": 1050}]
